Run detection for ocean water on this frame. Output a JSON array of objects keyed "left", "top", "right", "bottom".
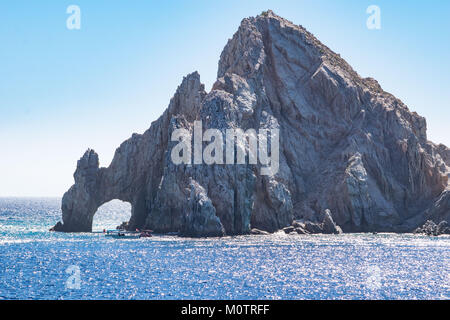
[{"left": 0, "top": 198, "right": 448, "bottom": 300}]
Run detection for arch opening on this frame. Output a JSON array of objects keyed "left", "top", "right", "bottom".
[{"left": 92, "top": 199, "right": 132, "bottom": 231}]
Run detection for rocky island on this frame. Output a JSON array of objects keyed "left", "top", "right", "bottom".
[{"left": 52, "top": 11, "right": 449, "bottom": 237}]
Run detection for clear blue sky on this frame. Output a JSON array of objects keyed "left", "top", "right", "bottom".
[{"left": 0, "top": 0, "right": 449, "bottom": 197}]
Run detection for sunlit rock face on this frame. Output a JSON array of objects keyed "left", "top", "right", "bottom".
[{"left": 53, "top": 10, "right": 449, "bottom": 236}]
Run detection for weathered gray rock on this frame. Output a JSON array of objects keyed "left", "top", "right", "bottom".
[
  {"left": 294, "top": 227, "right": 309, "bottom": 235},
  {"left": 292, "top": 220, "right": 304, "bottom": 229},
  {"left": 49, "top": 221, "right": 63, "bottom": 232},
  {"left": 283, "top": 226, "right": 295, "bottom": 234},
  {"left": 181, "top": 179, "right": 225, "bottom": 237},
  {"left": 322, "top": 210, "right": 343, "bottom": 234},
  {"left": 250, "top": 228, "right": 270, "bottom": 235},
  {"left": 300, "top": 210, "right": 342, "bottom": 234},
  {"left": 53, "top": 10, "right": 449, "bottom": 236},
  {"left": 414, "top": 220, "right": 450, "bottom": 236},
  {"left": 437, "top": 221, "right": 450, "bottom": 235},
  {"left": 117, "top": 221, "right": 129, "bottom": 231},
  {"left": 303, "top": 222, "right": 322, "bottom": 234}
]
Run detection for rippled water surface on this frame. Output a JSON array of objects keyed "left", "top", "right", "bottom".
[{"left": 0, "top": 198, "right": 449, "bottom": 300}]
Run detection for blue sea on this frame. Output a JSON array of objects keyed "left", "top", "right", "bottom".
[{"left": 0, "top": 198, "right": 448, "bottom": 300}]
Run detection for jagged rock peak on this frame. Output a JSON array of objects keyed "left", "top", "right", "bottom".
[
  {"left": 217, "top": 10, "right": 423, "bottom": 125},
  {"left": 167, "top": 71, "right": 206, "bottom": 121},
  {"left": 74, "top": 149, "right": 99, "bottom": 183},
  {"left": 219, "top": 10, "right": 355, "bottom": 79},
  {"left": 78, "top": 149, "right": 99, "bottom": 168}
]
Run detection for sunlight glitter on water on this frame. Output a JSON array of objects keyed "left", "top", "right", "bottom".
[{"left": 0, "top": 198, "right": 449, "bottom": 300}]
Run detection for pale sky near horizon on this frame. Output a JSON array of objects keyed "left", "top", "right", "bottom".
[{"left": 0, "top": 0, "right": 449, "bottom": 197}]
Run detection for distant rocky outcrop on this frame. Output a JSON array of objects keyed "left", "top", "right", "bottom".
[
  {"left": 52, "top": 10, "right": 449, "bottom": 236},
  {"left": 284, "top": 210, "right": 342, "bottom": 235},
  {"left": 414, "top": 220, "right": 450, "bottom": 236}
]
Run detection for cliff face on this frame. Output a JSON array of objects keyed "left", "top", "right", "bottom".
[{"left": 53, "top": 11, "right": 449, "bottom": 235}]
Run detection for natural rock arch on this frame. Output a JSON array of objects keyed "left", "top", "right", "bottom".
[
  {"left": 54, "top": 148, "right": 152, "bottom": 232},
  {"left": 92, "top": 199, "right": 132, "bottom": 231},
  {"left": 53, "top": 72, "right": 208, "bottom": 233}
]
